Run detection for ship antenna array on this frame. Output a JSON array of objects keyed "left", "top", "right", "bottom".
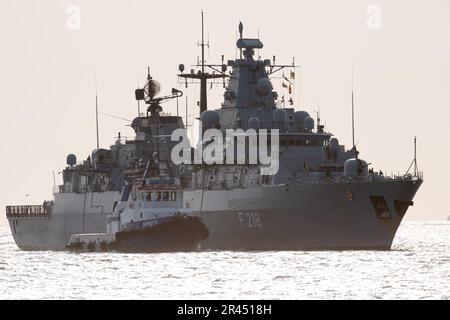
[
  {"left": 352, "top": 63, "right": 355, "bottom": 147},
  {"left": 177, "top": 10, "right": 228, "bottom": 118},
  {"left": 351, "top": 62, "right": 358, "bottom": 158},
  {"left": 316, "top": 101, "right": 322, "bottom": 132},
  {"left": 137, "top": 74, "right": 141, "bottom": 117},
  {"left": 201, "top": 10, "right": 207, "bottom": 81},
  {"left": 239, "top": 21, "right": 243, "bottom": 58},
  {"left": 95, "top": 70, "right": 100, "bottom": 149},
  {"left": 135, "top": 67, "right": 183, "bottom": 116},
  {"left": 406, "top": 136, "right": 419, "bottom": 177}
]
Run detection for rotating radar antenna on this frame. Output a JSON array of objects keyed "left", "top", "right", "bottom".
[{"left": 135, "top": 67, "right": 183, "bottom": 115}]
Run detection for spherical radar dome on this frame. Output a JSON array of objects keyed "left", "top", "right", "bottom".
[
  {"left": 304, "top": 116, "right": 315, "bottom": 130},
  {"left": 66, "top": 154, "right": 77, "bottom": 166},
  {"left": 201, "top": 110, "right": 221, "bottom": 129},
  {"left": 255, "top": 78, "right": 273, "bottom": 96},
  {"left": 294, "top": 111, "right": 310, "bottom": 126}
]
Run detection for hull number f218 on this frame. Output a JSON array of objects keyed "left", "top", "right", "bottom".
[{"left": 238, "top": 212, "right": 262, "bottom": 230}]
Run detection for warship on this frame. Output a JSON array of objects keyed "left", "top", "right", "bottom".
[{"left": 6, "top": 17, "right": 422, "bottom": 251}]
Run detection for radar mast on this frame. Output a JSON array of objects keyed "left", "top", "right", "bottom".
[{"left": 177, "top": 11, "right": 227, "bottom": 117}]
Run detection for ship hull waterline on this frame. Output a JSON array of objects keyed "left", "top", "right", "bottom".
[{"left": 7, "top": 179, "right": 422, "bottom": 251}]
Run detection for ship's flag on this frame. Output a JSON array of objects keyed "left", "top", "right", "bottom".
[
  {"left": 283, "top": 75, "right": 292, "bottom": 84},
  {"left": 290, "top": 70, "right": 296, "bottom": 80}
]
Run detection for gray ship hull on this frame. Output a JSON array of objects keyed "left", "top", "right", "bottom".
[
  {"left": 8, "top": 191, "right": 120, "bottom": 251},
  {"left": 7, "top": 179, "right": 421, "bottom": 251},
  {"left": 192, "top": 179, "right": 422, "bottom": 250}
]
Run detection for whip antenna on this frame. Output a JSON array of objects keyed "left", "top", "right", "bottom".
[{"left": 95, "top": 70, "right": 100, "bottom": 149}]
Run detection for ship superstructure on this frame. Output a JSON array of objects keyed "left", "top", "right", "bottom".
[
  {"left": 6, "top": 19, "right": 422, "bottom": 251},
  {"left": 6, "top": 71, "right": 188, "bottom": 250}
]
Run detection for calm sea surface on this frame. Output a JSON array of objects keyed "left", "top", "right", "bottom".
[{"left": 0, "top": 222, "right": 449, "bottom": 300}]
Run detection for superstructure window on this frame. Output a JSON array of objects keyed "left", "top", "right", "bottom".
[
  {"left": 146, "top": 192, "right": 153, "bottom": 201},
  {"left": 163, "top": 192, "right": 169, "bottom": 202}
]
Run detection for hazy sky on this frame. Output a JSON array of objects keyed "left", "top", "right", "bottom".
[{"left": 0, "top": 0, "right": 449, "bottom": 227}]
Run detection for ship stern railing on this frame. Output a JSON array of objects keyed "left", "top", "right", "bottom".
[{"left": 6, "top": 204, "right": 52, "bottom": 219}]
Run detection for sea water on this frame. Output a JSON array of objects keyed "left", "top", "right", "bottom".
[{"left": 0, "top": 222, "right": 448, "bottom": 300}]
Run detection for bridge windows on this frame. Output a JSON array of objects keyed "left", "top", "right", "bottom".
[
  {"left": 145, "top": 191, "right": 179, "bottom": 202},
  {"left": 279, "top": 137, "right": 328, "bottom": 147},
  {"left": 145, "top": 192, "right": 160, "bottom": 201}
]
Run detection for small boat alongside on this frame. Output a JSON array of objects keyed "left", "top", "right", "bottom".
[
  {"left": 66, "top": 154, "right": 209, "bottom": 253},
  {"left": 66, "top": 215, "right": 208, "bottom": 253}
]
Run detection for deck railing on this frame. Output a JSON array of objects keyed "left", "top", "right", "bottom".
[
  {"left": 191, "top": 172, "right": 423, "bottom": 190},
  {"left": 295, "top": 172, "right": 424, "bottom": 185},
  {"left": 6, "top": 205, "right": 51, "bottom": 218},
  {"left": 53, "top": 183, "right": 116, "bottom": 194}
]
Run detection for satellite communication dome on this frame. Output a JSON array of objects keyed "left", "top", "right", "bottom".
[
  {"left": 273, "top": 109, "right": 288, "bottom": 123},
  {"left": 201, "top": 110, "right": 221, "bottom": 129},
  {"left": 66, "top": 154, "right": 77, "bottom": 167},
  {"left": 294, "top": 111, "right": 310, "bottom": 126},
  {"left": 248, "top": 117, "right": 261, "bottom": 130},
  {"left": 304, "top": 116, "right": 315, "bottom": 130},
  {"left": 255, "top": 78, "right": 273, "bottom": 96},
  {"left": 91, "top": 149, "right": 111, "bottom": 166}
]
